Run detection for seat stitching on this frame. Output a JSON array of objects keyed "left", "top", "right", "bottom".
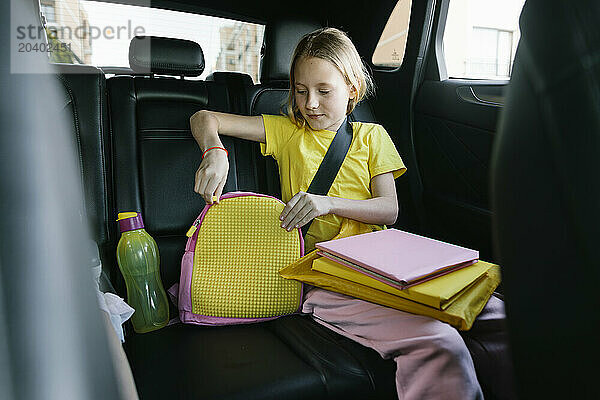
[{"left": 56, "top": 74, "right": 86, "bottom": 205}]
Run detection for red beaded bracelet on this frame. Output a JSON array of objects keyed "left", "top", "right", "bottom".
[{"left": 202, "top": 146, "right": 228, "bottom": 159}]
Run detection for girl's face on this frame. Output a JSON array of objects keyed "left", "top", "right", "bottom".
[{"left": 293, "top": 57, "right": 356, "bottom": 132}]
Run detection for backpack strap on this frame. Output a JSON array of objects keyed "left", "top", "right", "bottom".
[{"left": 301, "top": 116, "right": 354, "bottom": 237}]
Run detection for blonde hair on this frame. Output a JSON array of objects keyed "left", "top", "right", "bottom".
[{"left": 286, "top": 27, "right": 374, "bottom": 128}]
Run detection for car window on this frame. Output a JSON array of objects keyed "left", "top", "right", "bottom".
[
  {"left": 40, "top": 0, "right": 265, "bottom": 81},
  {"left": 372, "top": 0, "right": 412, "bottom": 68},
  {"left": 442, "top": 0, "right": 525, "bottom": 80}
]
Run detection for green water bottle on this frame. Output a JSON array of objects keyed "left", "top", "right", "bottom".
[{"left": 116, "top": 212, "right": 169, "bottom": 333}]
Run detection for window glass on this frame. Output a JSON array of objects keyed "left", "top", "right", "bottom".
[
  {"left": 40, "top": 2, "right": 57, "bottom": 23},
  {"left": 442, "top": 0, "right": 525, "bottom": 79},
  {"left": 372, "top": 0, "right": 412, "bottom": 67},
  {"left": 41, "top": 0, "right": 265, "bottom": 82}
]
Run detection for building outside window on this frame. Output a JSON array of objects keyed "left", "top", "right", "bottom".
[
  {"left": 43, "top": 0, "right": 92, "bottom": 64},
  {"left": 216, "top": 22, "right": 264, "bottom": 83},
  {"left": 41, "top": 1, "right": 57, "bottom": 23}
]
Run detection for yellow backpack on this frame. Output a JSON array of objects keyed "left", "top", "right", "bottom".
[{"left": 174, "top": 191, "right": 304, "bottom": 325}]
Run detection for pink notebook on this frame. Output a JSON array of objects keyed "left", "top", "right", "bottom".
[{"left": 315, "top": 229, "right": 479, "bottom": 289}]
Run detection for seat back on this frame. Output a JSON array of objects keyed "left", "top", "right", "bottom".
[
  {"left": 54, "top": 63, "right": 117, "bottom": 278},
  {"left": 108, "top": 36, "right": 262, "bottom": 292},
  {"left": 491, "top": 0, "right": 600, "bottom": 397}
]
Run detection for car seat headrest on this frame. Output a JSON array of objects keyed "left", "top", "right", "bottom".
[
  {"left": 260, "top": 18, "right": 321, "bottom": 84},
  {"left": 129, "top": 35, "right": 205, "bottom": 77},
  {"left": 206, "top": 71, "right": 254, "bottom": 85}
]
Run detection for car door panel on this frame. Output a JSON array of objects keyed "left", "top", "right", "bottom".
[{"left": 414, "top": 80, "right": 506, "bottom": 260}]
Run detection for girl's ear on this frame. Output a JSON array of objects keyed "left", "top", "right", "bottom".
[{"left": 349, "top": 85, "right": 358, "bottom": 100}]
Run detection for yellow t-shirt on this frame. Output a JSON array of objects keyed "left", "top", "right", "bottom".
[{"left": 260, "top": 114, "right": 407, "bottom": 251}]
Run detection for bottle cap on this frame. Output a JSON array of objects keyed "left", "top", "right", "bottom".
[{"left": 117, "top": 212, "right": 145, "bottom": 233}]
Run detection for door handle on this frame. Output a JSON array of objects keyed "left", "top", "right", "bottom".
[{"left": 456, "top": 86, "right": 504, "bottom": 106}]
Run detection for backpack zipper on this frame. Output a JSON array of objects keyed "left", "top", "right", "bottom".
[{"left": 186, "top": 218, "right": 201, "bottom": 237}]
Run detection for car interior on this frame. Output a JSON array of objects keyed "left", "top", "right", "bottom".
[{"left": 1, "top": 0, "right": 598, "bottom": 399}]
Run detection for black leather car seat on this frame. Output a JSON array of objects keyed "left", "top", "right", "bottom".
[
  {"left": 108, "top": 36, "right": 246, "bottom": 290},
  {"left": 53, "top": 63, "right": 118, "bottom": 281},
  {"left": 491, "top": 0, "right": 600, "bottom": 398},
  {"left": 107, "top": 35, "right": 397, "bottom": 400}
]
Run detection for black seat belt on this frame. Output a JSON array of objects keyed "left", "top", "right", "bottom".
[{"left": 301, "top": 116, "right": 354, "bottom": 238}]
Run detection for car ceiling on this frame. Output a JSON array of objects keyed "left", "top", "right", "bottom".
[{"left": 96, "top": 0, "right": 401, "bottom": 61}]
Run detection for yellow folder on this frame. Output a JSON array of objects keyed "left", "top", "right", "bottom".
[
  {"left": 279, "top": 218, "right": 501, "bottom": 330},
  {"left": 311, "top": 257, "right": 494, "bottom": 310},
  {"left": 280, "top": 250, "right": 500, "bottom": 330}
]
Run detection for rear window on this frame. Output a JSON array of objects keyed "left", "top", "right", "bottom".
[{"left": 41, "top": 0, "right": 265, "bottom": 82}]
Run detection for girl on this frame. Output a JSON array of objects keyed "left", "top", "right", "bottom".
[{"left": 190, "top": 27, "right": 491, "bottom": 399}]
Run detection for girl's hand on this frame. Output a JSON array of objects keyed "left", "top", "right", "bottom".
[
  {"left": 194, "top": 149, "right": 229, "bottom": 204},
  {"left": 279, "top": 192, "right": 332, "bottom": 231}
]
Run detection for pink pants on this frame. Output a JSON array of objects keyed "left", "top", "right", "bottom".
[{"left": 302, "top": 288, "right": 504, "bottom": 400}]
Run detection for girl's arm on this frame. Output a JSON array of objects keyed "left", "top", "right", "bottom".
[
  {"left": 190, "top": 110, "right": 265, "bottom": 204},
  {"left": 279, "top": 172, "right": 399, "bottom": 230},
  {"left": 190, "top": 110, "right": 266, "bottom": 147}
]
